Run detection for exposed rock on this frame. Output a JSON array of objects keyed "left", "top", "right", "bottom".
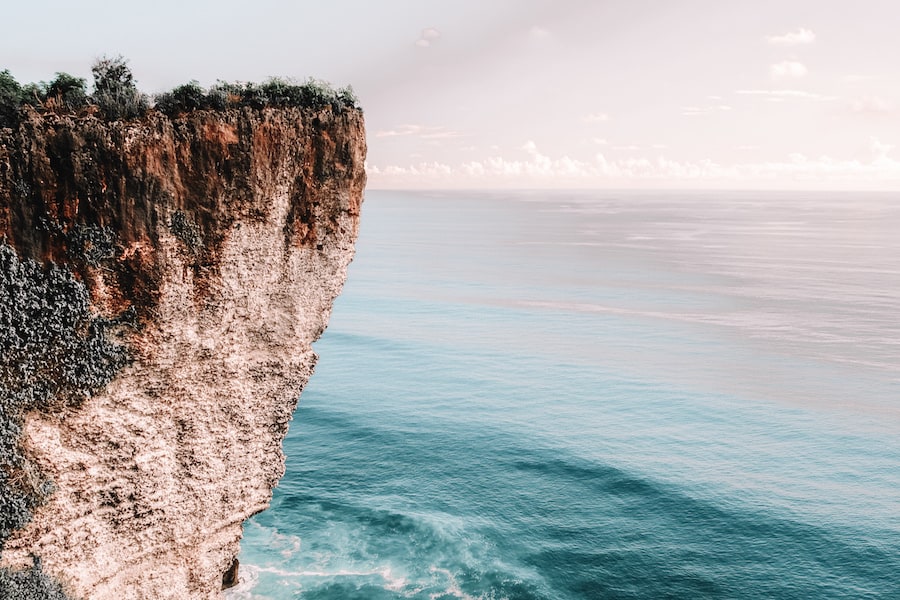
[
  {"left": 0, "top": 103, "right": 365, "bottom": 598},
  {"left": 221, "top": 558, "right": 239, "bottom": 590}
]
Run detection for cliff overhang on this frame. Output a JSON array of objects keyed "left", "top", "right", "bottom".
[{"left": 0, "top": 99, "right": 365, "bottom": 598}]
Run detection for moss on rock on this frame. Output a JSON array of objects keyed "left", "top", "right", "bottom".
[
  {"left": 1, "top": 241, "right": 128, "bottom": 597},
  {"left": 0, "top": 557, "right": 70, "bottom": 600}
]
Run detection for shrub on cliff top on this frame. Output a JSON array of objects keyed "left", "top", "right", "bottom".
[
  {"left": 0, "top": 57, "right": 362, "bottom": 123},
  {"left": 153, "top": 80, "right": 206, "bottom": 116},
  {"left": 0, "top": 70, "right": 23, "bottom": 127},
  {"left": 155, "top": 77, "right": 360, "bottom": 116},
  {"left": 45, "top": 72, "right": 88, "bottom": 112},
  {"left": 90, "top": 55, "right": 149, "bottom": 120},
  {"left": 0, "top": 71, "right": 90, "bottom": 125}
]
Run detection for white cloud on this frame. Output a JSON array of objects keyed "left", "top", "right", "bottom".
[
  {"left": 681, "top": 104, "right": 733, "bottom": 116},
  {"left": 367, "top": 139, "right": 900, "bottom": 189},
  {"left": 382, "top": 161, "right": 453, "bottom": 177},
  {"left": 850, "top": 96, "right": 893, "bottom": 114},
  {"left": 767, "top": 28, "right": 816, "bottom": 45},
  {"left": 736, "top": 89, "right": 835, "bottom": 101},
  {"left": 583, "top": 112, "right": 610, "bottom": 123},
  {"left": 842, "top": 74, "right": 876, "bottom": 84},
  {"left": 870, "top": 136, "right": 895, "bottom": 160},
  {"left": 376, "top": 124, "right": 421, "bottom": 137},
  {"left": 421, "top": 130, "right": 465, "bottom": 140},
  {"left": 770, "top": 61, "right": 808, "bottom": 79},
  {"left": 592, "top": 138, "right": 608, "bottom": 145},
  {"left": 415, "top": 27, "right": 441, "bottom": 47},
  {"left": 376, "top": 124, "right": 464, "bottom": 140}
]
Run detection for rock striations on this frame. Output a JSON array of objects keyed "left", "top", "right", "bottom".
[{"left": 0, "top": 102, "right": 366, "bottom": 598}]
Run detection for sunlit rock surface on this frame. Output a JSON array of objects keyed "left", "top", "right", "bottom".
[{"left": 0, "top": 105, "right": 365, "bottom": 598}]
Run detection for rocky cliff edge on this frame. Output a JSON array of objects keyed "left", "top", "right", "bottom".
[{"left": 0, "top": 104, "right": 366, "bottom": 598}]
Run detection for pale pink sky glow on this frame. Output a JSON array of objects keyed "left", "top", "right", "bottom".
[{"left": 3, "top": 0, "right": 900, "bottom": 189}]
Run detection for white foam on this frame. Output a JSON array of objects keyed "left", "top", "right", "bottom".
[
  {"left": 221, "top": 563, "right": 261, "bottom": 600},
  {"left": 427, "top": 566, "right": 499, "bottom": 600}
]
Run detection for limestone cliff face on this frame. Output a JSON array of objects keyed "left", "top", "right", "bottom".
[{"left": 0, "top": 104, "right": 365, "bottom": 598}]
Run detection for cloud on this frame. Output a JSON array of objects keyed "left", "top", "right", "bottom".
[
  {"left": 770, "top": 61, "right": 808, "bottom": 79},
  {"left": 366, "top": 139, "right": 900, "bottom": 189},
  {"left": 842, "top": 74, "right": 876, "bottom": 84},
  {"left": 682, "top": 104, "right": 733, "bottom": 116},
  {"left": 767, "top": 28, "right": 816, "bottom": 45},
  {"left": 850, "top": 96, "right": 893, "bottom": 114},
  {"left": 380, "top": 161, "right": 453, "bottom": 177},
  {"left": 870, "top": 136, "right": 894, "bottom": 160},
  {"left": 592, "top": 138, "right": 608, "bottom": 145},
  {"left": 369, "top": 142, "right": 727, "bottom": 185},
  {"left": 736, "top": 89, "right": 835, "bottom": 101},
  {"left": 376, "top": 124, "right": 464, "bottom": 140},
  {"left": 529, "top": 26, "right": 550, "bottom": 39},
  {"left": 583, "top": 112, "right": 610, "bottom": 123},
  {"left": 415, "top": 27, "right": 441, "bottom": 47}
]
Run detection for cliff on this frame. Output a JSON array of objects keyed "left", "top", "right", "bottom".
[{"left": 0, "top": 103, "right": 365, "bottom": 598}]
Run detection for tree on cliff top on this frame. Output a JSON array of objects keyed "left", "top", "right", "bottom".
[
  {"left": 2, "top": 57, "right": 362, "bottom": 124},
  {"left": 91, "top": 55, "right": 148, "bottom": 120},
  {"left": 45, "top": 73, "right": 88, "bottom": 112},
  {"left": 0, "top": 70, "right": 22, "bottom": 128}
]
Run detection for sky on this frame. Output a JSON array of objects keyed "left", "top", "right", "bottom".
[{"left": 3, "top": 0, "right": 900, "bottom": 190}]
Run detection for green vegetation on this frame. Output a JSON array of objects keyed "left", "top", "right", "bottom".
[
  {"left": 0, "top": 70, "right": 22, "bottom": 127},
  {"left": 45, "top": 73, "right": 88, "bottom": 112},
  {"left": 169, "top": 210, "right": 202, "bottom": 254},
  {"left": 0, "top": 57, "right": 360, "bottom": 128},
  {"left": 0, "top": 557, "right": 70, "bottom": 600},
  {"left": 0, "top": 241, "right": 128, "bottom": 554},
  {"left": 0, "top": 71, "right": 88, "bottom": 127},
  {"left": 65, "top": 224, "right": 118, "bottom": 266},
  {"left": 90, "top": 55, "right": 148, "bottom": 120},
  {"left": 155, "top": 77, "right": 359, "bottom": 116}
]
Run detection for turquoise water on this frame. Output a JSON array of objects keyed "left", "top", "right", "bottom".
[{"left": 229, "top": 190, "right": 900, "bottom": 599}]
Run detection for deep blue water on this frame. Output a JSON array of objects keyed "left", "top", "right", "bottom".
[{"left": 228, "top": 190, "right": 900, "bottom": 599}]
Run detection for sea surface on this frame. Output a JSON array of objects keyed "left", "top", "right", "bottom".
[{"left": 227, "top": 190, "right": 900, "bottom": 599}]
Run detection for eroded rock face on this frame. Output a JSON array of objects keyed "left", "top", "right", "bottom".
[{"left": 0, "top": 105, "right": 365, "bottom": 598}]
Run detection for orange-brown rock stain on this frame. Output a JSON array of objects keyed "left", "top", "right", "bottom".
[{"left": 0, "top": 105, "right": 366, "bottom": 324}]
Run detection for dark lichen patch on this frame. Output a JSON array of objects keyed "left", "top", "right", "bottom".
[
  {"left": 65, "top": 224, "right": 117, "bottom": 266},
  {"left": 0, "top": 241, "right": 128, "bottom": 554},
  {"left": 169, "top": 210, "right": 202, "bottom": 255},
  {"left": 0, "top": 557, "right": 71, "bottom": 600}
]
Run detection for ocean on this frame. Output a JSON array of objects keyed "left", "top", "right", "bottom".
[{"left": 226, "top": 190, "right": 900, "bottom": 599}]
